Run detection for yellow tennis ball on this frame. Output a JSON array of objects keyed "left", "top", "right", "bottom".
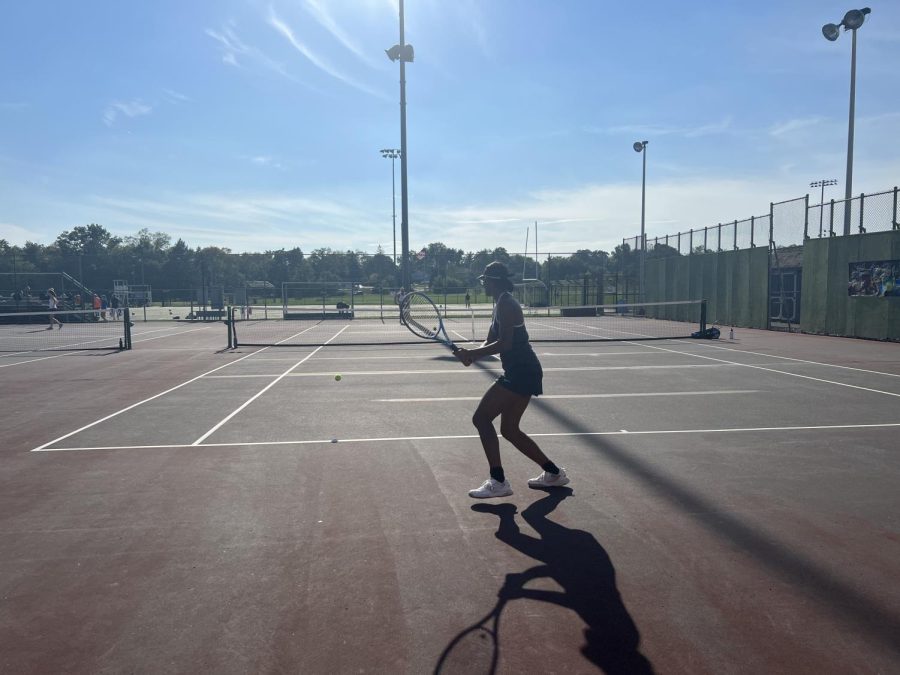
[{"left": 334, "top": 374, "right": 342, "bottom": 381}]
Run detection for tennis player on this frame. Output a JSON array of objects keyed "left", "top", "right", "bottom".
[
  {"left": 46, "top": 288, "right": 62, "bottom": 330},
  {"left": 455, "top": 261, "right": 569, "bottom": 498}
]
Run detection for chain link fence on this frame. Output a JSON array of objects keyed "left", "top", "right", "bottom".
[{"left": 624, "top": 185, "right": 899, "bottom": 254}]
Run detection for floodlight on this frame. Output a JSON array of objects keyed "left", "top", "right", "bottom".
[
  {"left": 821, "top": 7, "right": 872, "bottom": 234},
  {"left": 822, "top": 23, "right": 840, "bottom": 41},
  {"left": 633, "top": 141, "right": 647, "bottom": 153},
  {"left": 385, "top": 44, "right": 403, "bottom": 62},
  {"left": 385, "top": 44, "right": 414, "bottom": 63},
  {"left": 842, "top": 8, "right": 870, "bottom": 30}
]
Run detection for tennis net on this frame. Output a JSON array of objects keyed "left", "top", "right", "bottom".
[
  {"left": 228, "top": 299, "right": 706, "bottom": 348},
  {"left": 0, "top": 308, "right": 132, "bottom": 352}
]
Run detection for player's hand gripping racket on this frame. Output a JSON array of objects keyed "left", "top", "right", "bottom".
[{"left": 399, "top": 291, "right": 458, "bottom": 353}]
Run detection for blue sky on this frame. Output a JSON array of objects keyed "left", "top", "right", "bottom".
[{"left": 1, "top": 0, "right": 898, "bottom": 256}]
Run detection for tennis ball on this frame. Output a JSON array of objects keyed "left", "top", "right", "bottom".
[{"left": 334, "top": 374, "right": 342, "bottom": 381}]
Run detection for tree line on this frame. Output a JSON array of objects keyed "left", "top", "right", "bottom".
[{"left": 0, "top": 224, "right": 641, "bottom": 294}]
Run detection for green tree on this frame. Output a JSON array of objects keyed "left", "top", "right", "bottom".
[{"left": 56, "top": 224, "right": 121, "bottom": 256}]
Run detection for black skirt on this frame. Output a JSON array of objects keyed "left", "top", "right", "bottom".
[{"left": 496, "top": 363, "right": 543, "bottom": 397}]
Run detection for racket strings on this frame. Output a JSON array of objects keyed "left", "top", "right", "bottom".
[{"left": 401, "top": 295, "right": 441, "bottom": 339}]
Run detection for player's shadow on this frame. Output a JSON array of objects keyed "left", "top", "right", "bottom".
[{"left": 469, "top": 490, "right": 654, "bottom": 674}]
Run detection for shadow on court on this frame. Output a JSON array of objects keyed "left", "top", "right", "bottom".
[
  {"left": 526, "top": 398, "right": 900, "bottom": 660},
  {"left": 435, "top": 489, "right": 655, "bottom": 675}
]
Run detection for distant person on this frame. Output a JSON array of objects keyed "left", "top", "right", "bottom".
[
  {"left": 92, "top": 293, "right": 102, "bottom": 319},
  {"left": 46, "top": 288, "right": 62, "bottom": 330},
  {"left": 465, "top": 291, "right": 471, "bottom": 308},
  {"left": 111, "top": 294, "right": 121, "bottom": 319},
  {"left": 74, "top": 292, "right": 82, "bottom": 308},
  {"left": 454, "top": 261, "right": 569, "bottom": 499}
]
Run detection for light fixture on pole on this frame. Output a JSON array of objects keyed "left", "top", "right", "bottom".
[
  {"left": 385, "top": 0, "right": 414, "bottom": 291},
  {"left": 633, "top": 140, "right": 648, "bottom": 303},
  {"left": 822, "top": 7, "right": 871, "bottom": 235},
  {"left": 810, "top": 179, "right": 838, "bottom": 237},
  {"left": 380, "top": 148, "right": 402, "bottom": 266}
]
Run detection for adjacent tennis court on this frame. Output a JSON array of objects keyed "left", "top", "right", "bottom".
[{"left": 1, "top": 322, "right": 898, "bottom": 673}]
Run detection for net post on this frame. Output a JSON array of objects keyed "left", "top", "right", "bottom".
[
  {"left": 858, "top": 193, "right": 865, "bottom": 233},
  {"left": 892, "top": 186, "right": 899, "bottom": 230},
  {"left": 124, "top": 308, "right": 132, "bottom": 350},
  {"left": 893, "top": 187, "right": 899, "bottom": 230},
  {"left": 700, "top": 300, "right": 707, "bottom": 333},
  {"left": 803, "top": 194, "right": 810, "bottom": 240},
  {"left": 227, "top": 305, "right": 234, "bottom": 349}
]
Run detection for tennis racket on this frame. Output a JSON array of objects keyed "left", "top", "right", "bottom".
[
  {"left": 399, "top": 291, "right": 458, "bottom": 352},
  {"left": 434, "top": 594, "right": 504, "bottom": 674}
]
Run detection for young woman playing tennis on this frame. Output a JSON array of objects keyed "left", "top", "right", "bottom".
[{"left": 455, "top": 261, "right": 570, "bottom": 498}]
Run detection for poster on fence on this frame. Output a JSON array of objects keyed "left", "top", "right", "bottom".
[{"left": 848, "top": 260, "right": 900, "bottom": 297}]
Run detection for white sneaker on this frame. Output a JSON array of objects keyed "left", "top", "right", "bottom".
[
  {"left": 528, "top": 468, "right": 570, "bottom": 488},
  {"left": 468, "top": 478, "right": 513, "bottom": 499}
]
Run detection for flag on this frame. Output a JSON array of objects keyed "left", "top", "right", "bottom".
[{"left": 416, "top": 248, "right": 427, "bottom": 260}]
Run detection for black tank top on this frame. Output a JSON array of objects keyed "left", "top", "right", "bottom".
[{"left": 490, "top": 292, "right": 541, "bottom": 370}]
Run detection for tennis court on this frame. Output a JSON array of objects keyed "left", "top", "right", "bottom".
[{"left": 1, "top": 319, "right": 898, "bottom": 673}]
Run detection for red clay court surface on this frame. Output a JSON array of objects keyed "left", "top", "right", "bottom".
[{"left": 1, "top": 321, "right": 898, "bottom": 674}]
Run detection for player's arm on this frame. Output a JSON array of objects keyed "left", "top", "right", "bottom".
[{"left": 457, "top": 297, "right": 517, "bottom": 362}]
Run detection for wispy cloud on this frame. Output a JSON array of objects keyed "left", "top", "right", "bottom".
[
  {"left": 0, "top": 222, "right": 35, "bottom": 243},
  {"left": 247, "top": 155, "right": 286, "bottom": 170},
  {"left": 859, "top": 111, "right": 900, "bottom": 125},
  {"left": 597, "top": 117, "right": 734, "bottom": 138},
  {"left": 103, "top": 99, "right": 153, "bottom": 127},
  {"left": 205, "top": 22, "right": 298, "bottom": 83},
  {"left": 162, "top": 89, "right": 190, "bottom": 104},
  {"left": 267, "top": 8, "right": 388, "bottom": 99},
  {"left": 769, "top": 116, "right": 826, "bottom": 136},
  {"left": 301, "top": 0, "right": 378, "bottom": 68}
]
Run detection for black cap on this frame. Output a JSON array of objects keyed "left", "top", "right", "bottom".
[{"left": 478, "top": 261, "right": 514, "bottom": 280}]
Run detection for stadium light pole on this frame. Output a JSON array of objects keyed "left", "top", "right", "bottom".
[
  {"left": 822, "top": 7, "right": 871, "bottom": 235},
  {"left": 633, "top": 140, "right": 648, "bottom": 303},
  {"left": 385, "top": 0, "right": 414, "bottom": 291},
  {"left": 380, "top": 149, "right": 402, "bottom": 266},
  {"left": 810, "top": 179, "right": 838, "bottom": 237}
]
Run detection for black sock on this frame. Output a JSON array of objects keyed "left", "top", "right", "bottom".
[
  {"left": 490, "top": 466, "right": 506, "bottom": 483},
  {"left": 541, "top": 461, "right": 559, "bottom": 475}
]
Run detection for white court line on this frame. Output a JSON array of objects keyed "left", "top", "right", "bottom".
[
  {"left": 191, "top": 325, "right": 350, "bottom": 445},
  {"left": 529, "top": 318, "right": 662, "bottom": 340},
  {"left": 633, "top": 342, "right": 900, "bottom": 399},
  {"left": 681, "top": 339, "right": 900, "bottom": 379},
  {"left": 538, "top": 350, "right": 673, "bottom": 357},
  {"left": 31, "top": 421, "right": 900, "bottom": 452},
  {"left": 33, "top": 318, "right": 344, "bottom": 452},
  {"left": 1, "top": 327, "right": 212, "bottom": 368},
  {"left": 376, "top": 390, "right": 760, "bottom": 402},
  {"left": 202, "top": 362, "right": 791, "bottom": 379},
  {"left": 0, "top": 351, "right": 80, "bottom": 368},
  {"left": 130, "top": 326, "right": 213, "bottom": 344},
  {"left": 31, "top": 347, "right": 273, "bottom": 451}
]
